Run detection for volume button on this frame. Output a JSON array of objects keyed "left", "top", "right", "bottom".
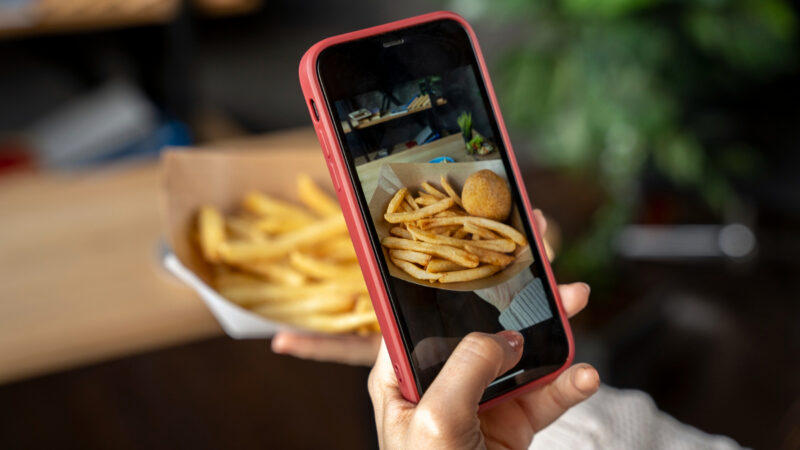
[
  {"left": 317, "top": 131, "right": 340, "bottom": 192},
  {"left": 325, "top": 154, "right": 342, "bottom": 192}
]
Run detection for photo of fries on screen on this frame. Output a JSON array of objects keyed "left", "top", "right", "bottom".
[
  {"left": 193, "top": 175, "right": 379, "bottom": 335},
  {"left": 370, "top": 161, "right": 534, "bottom": 291}
]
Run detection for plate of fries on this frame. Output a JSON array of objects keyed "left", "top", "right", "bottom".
[
  {"left": 368, "top": 161, "right": 534, "bottom": 291},
  {"left": 162, "top": 148, "right": 379, "bottom": 338}
]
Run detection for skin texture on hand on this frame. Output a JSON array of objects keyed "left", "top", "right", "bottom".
[
  {"left": 369, "top": 282, "right": 598, "bottom": 450},
  {"left": 271, "top": 208, "right": 599, "bottom": 448},
  {"left": 271, "top": 332, "right": 381, "bottom": 366}
]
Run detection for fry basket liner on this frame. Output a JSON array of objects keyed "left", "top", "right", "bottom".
[
  {"left": 161, "top": 146, "right": 334, "bottom": 337},
  {"left": 367, "top": 161, "right": 534, "bottom": 292}
]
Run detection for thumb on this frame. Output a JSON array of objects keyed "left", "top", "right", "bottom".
[{"left": 420, "top": 331, "right": 523, "bottom": 413}]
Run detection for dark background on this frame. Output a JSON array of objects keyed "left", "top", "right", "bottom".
[{"left": 0, "top": 1, "right": 797, "bottom": 449}]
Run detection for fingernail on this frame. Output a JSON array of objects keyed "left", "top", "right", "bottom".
[
  {"left": 498, "top": 330, "right": 524, "bottom": 351},
  {"left": 572, "top": 365, "right": 599, "bottom": 394},
  {"left": 579, "top": 282, "right": 591, "bottom": 295}
]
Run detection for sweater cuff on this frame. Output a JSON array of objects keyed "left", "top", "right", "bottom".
[{"left": 498, "top": 278, "right": 553, "bottom": 331}]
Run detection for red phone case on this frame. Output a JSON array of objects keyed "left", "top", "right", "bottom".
[{"left": 299, "top": 10, "right": 574, "bottom": 409}]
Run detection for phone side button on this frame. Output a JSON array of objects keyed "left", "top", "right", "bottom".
[
  {"left": 392, "top": 363, "right": 403, "bottom": 384},
  {"left": 317, "top": 127, "right": 331, "bottom": 159},
  {"left": 325, "top": 155, "right": 342, "bottom": 192}
]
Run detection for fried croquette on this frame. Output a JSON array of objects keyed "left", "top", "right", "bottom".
[{"left": 461, "top": 169, "right": 511, "bottom": 221}]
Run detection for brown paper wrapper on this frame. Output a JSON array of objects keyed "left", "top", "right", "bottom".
[
  {"left": 161, "top": 146, "right": 331, "bottom": 286},
  {"left": 367, "top": 161, "right": 534, "bottom": 291}
]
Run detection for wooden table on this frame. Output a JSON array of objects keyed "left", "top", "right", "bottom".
[{"left": 0, "top": 127, "right": 321, "bottom": 385}]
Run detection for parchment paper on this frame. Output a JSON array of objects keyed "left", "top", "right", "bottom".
[
  {"left": 367, "top": 161, "right": 534, "bottom": 292},
  {"left": 160, "top": 146, "right": 333, "bottom": 338}
]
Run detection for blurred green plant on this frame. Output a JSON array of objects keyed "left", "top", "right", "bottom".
[
  {"left": 453, "top": 0, "right": 797, "bottom": 280},
  {"left": 457, "top": 111, "right": 473, "bottom": 140}
]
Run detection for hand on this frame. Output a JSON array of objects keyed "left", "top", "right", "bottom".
[
  {"left": 271, "top": 209, "right": 560, "bottom": 368},
  {"left": 368, "top": 281, "right": 598, "bottom": 449},
  {"left": 271, "top": 331, "right": 381, "bottom": 366}
]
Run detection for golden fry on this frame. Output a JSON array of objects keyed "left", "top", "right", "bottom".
[
  {"left": 407, "top": 226, "right": 516, "bottom": 253},
  {"left": 389, "top": 249, "right": 432, "bottom": 266},
  {"left": 426, "top": 258, "right": 466, "bottom": 273},
  {"left": 274, "top": 311, "right": 379, "bottom": 333},
  {"left": 452, "top": 228, "right": 469, "bottom": 239},
  {"left": 428, "top": 225, "right": 461, "bottom": 236},
  {"left": 219, "top": 214, "right": 347, "bottom": 262},
  {"left": 405, "top": 192, "right": 419, "bottom": 210},
  {"left": 381, "top": 236, "right": 479, "bottom": 268},
  {"left": 219, "top": 279, "right": 366, "bottom": 306},
  {"left": 417, "top": 216, "right": 527, "bottom": 246},
  {"left": 440, "top": 175, "right": 463, "bottom": 208},
  {"left": 462, "top": 222, "right": 500, "bottom": 240},
  {"left": 254, "top": 216, "right": 314, "bottom": 234},
  {"left": 438, "top": 265, "right": 502, "bottom": 283},
  {"left": 384, "top": 197, "right": 455, "bottom": 224},
  {"left": 390, "top": 226, "right": 413, "bottom": 240},
  {"left": 236, "top": 261, "right": 306, "bottom": 286},
  {"left": 355, "top": 294, "right": 373, "bottom": 313},
  {"left": 297, "top": 174, "right": 340, "bottom": 217},
  {"left": 198, "top": 206, "right": 226, "bottom": 262},
  {"left": 390, "top": 257, "right": 442, "bottom": 281},
  {"left": 226, "top": 216, "right": 266, "bottom": 242},
  {"left": 253, "top": 292, "right": 356, "bottom": 317},
  {"left": 243, "top": 191, "right": 315, "bottom": 222},
  {"left": 433, "top": 210, "right": 461, "bottom": 218},
  {"left": 386, "top": 188, "right": 408, "bottom": 215},
  {"left": 414, "top": 196, "right": 438, "bottom": 207},
  {"left": 290, "top": 251, "right": 364, "bottom": 280},
  {"left": 421, "top": 182, "right": 446, "bottom": 199},
  {"left": 312, "top": 236, "right": 357, "bottom": 262},
  {"left": 463, "top": 244, "right": 515, "bottom": 267}
]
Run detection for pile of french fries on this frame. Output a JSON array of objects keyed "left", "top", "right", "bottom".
[
  {"left": 382, "top": 174, "right": 527, "bottom": 284},
  {"left": 196, "top": 174, "right": 379, "bottom": 334}
]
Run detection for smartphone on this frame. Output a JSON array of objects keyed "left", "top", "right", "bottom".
[{"left": 299, "top": 11, "right": 573, "bottom": 408}]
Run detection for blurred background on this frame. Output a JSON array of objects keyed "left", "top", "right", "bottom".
[{"left": 0, "top": 0, "right": 798, "bottom": 449}]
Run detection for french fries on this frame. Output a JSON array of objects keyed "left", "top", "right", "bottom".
[
  {"left": 218, "top": 214, "right": 347, "bottom": 262},
  {"left": 417, "top": 216, "right": 527, "bottom": 246},
  {"left": 406, "top": 226, "right": 516, "bottom": 253},
  {"left": 194, "top": 175, "right": 379, "bottom": 334},
  {"left": 391, "top": 257, "right": 442, "bottom": 281},
  {"left": 298, "top": 174, "right": 340, "bottom": 217},
  {"left": 380, "top": 172, "right": 528, "bottom": 285},
  {"left": 463, "top": 244, "right": 515, "bottom": 268},
  {"left": 426, "top": 259, "right": 466, "bottom": 273},
  {"left": 384, "top": 197, "right": 455, "bottom": 223},
  {"left": 389, "top": 249, "right": 432, "bottom": 266},
  {"left": 421, "top": 182, "right": 446, "bottom": 199},
  {"left": 198, "top": 206, "right": 226, "bottom": 262},
  {"left": 439, "top": 265, "right": 502, "bottom": 283},
  {"left": 381, "top": 236, "right": 479, "bottom": 268},
  {"left": 440, "top": 175, "right": 463, "bottom": 208},
  {"left": 387, "top": 187, "right": 409, "bottom": 214}
]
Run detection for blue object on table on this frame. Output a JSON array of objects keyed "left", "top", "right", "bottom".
[{"left": 429, "top": 156, "right": 454, "bottom": 163}]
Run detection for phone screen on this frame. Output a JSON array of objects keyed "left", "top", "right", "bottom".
[{"left": 317, "top": 18, "right": 569, "bottom": 401}]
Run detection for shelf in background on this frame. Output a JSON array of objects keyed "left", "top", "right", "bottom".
[
  {"left": 343, "top": 97, "right": 446, "bottom": 134},
  {"left": 0, "top": 0, "right": 179, "bottom": 40}
]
